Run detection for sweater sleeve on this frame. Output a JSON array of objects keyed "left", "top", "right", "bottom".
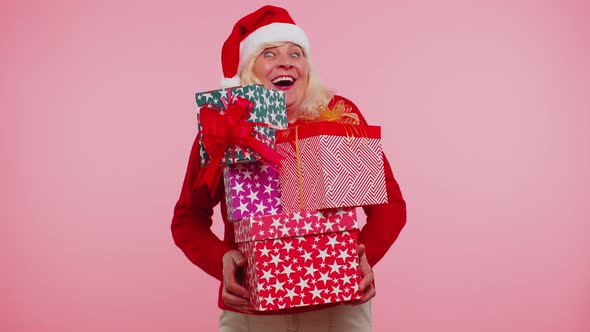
[
  {"left": 171, "top": 134, "right": 236, "bottom": 281},
  {"left": 330, "top": 96, "right": 407, "bottom": 267}
]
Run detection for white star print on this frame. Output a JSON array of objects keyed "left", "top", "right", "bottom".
[
  {"left": 259, "top": 245, "right": 271, "bottom": 257},
  {"left": 314, "top": 210, "right": 325, "bottom": 220},
  {"left": 200, "top": 92, "right": 213, "bottom": 102},
  {"left": 326, "top": 235, "right": 339, "bottom": 249},
  {"left": 301, "top": 250, "right": 312, "bottom": 262},
  {"left": 337, "top": 249, "right": 351, "bottom": 261},
  {"left": 282, "top": 241, "right": 294, "bottom": 253},
  {"left": 309, "top": 286, "right": 322, "bottom": 300},
  {"left": 304, "top": 264, "right": 318, "bottom": 277},
  {"left": 255, "top": 201, "right": 267, "bottom": 214},
  {"left": 317, "top": 248, "right": 330, "bottom": 261},
  {"left": 318, "top": 271, "right": 331, "bottom": 284},
  {"left": 284, "top": 287, "right": 297, "bottom": 301},
  {"left": 331, "top": 285, "right": 343, "bottom": 297},
  {"left": 271, "top": 217, "right": 282, "bottom": 228},
  {"left": 263, "top": 183, "right": 273, "bottom": 195},
  {"left": 323, "top": 219, "right": 335, "bottom": 231},
  {"left": 246, "top": 190, "right": 258, "bottom": 203},
  {"left": 264, "top": 294, "right": 276, "bottom": 306},
  {"left": 245, "top": 88, "right": 256, "bottom": 100},
  {"left": 281, "top": 264, "right": 295, "bottom": 278},
  {"left": 259, "top": 164, "right": 269, "bottom": 173},
  {"left": 296, "top": 277, "right": 310, "bottom": 291},
  {"left": 269, "top": 253, "right": 283, "bottom": 267},
  {"left": 292, "top": 212, "right": 303, "bottom": 222},
  {"left": 263, "top": 92, "right": 270, "bottom": 106},
  {"left": 279, "top": 224, "right": 291, "bottom": 237},
  {"left": 261, "top": 269, "right": 274, "bottom": 282},
  {"left": 302, "top": 221, "right": 313, "bottom": 233},
  {"left": 328, "top": 261, "right": 342, "bottom": 274},
  {"left": 340, "top": 274, "right": 352, "bottom": 285},
  {"left": 233, "top": 180, "right": 245, "bottom": 195},
  {"left": 271, "top": 280, "right": 285, "bottom": 292},
  {"left": 242, "top": 169, "right": 253, "bottom": 179}
]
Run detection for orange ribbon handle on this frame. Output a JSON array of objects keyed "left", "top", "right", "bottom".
[{"left": 294, "top": 126, "right": 305, "bottom": 211}]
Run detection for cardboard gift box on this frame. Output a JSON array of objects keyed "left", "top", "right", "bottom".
[
  {"left": 223, "top": 162, "right": 282, "bottom": 221},
  {"left": 275, "top": 121, "right": 387, "bottom": 213},
  {"left": 233, "top": 208, "right": 362, "bottom": 311},
  {"left": 195, "top": 84, "right": 287, "bottom": 166}
]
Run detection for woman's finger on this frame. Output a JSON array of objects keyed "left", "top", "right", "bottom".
[
  {"left": 358, "top": 283, "right": 376, "bottom": 304},
  {"left": 222, "top": 291, "right": 250, "bottom": 306},
  {"left": 225, "top": 274, "right": 250, "bottom": 299},
  {"left": 358, "top": 268, "right": 374, "bottom": 292}
]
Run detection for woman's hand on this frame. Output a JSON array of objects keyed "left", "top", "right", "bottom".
[
  {"left": 221, "top": 250, "right": 251, "bottom": 313},
  {"left": 353, "top": 244, "right": 375, "bottom": 304}
]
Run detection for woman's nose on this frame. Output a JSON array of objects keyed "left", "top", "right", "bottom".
[{"left": 277, "top": 54, "right": 294, "bottom": 68}]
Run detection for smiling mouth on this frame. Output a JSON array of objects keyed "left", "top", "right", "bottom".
[{"left": 271, "top": 76, "right": 295, "bottom": 89}]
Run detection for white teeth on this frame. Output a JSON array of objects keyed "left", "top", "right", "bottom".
[{"left": 271, "top": 76, "right": 294, "bottom": 84}]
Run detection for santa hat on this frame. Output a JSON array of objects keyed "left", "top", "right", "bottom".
[{"left": 221, "top": 5, "right": 311, "bottom": 88}]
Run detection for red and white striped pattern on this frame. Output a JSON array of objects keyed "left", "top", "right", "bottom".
[{"left": 278, "top": 135, "right": 387, "bottom": 212}]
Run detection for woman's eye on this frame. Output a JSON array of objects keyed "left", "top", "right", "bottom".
[
  {"left": 290, "top": 52, "right": 300, "bottom": 58},
  {"left": 264, "top": 51, "right": 274, "bottom": 57}
]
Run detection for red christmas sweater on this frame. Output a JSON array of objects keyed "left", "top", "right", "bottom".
[{"left": 171, "top": 95, "right": 407, "bottom": 315}]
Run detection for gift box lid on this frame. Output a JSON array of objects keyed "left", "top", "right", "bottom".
[
  {"left": 234, "top": 208, "right": 358, "bottom": 243},
  {"left": 275, "top": 121, "right": 380, "bottom": 143},
  {"left": 196, "top": 84, "right": 287, "bottom": 129}
]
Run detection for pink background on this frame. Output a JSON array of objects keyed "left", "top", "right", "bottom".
[{"left": 2, "top": 0, "right": 589, "bottom": 331}]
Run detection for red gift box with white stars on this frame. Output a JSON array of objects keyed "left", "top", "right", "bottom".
[{"left": 233, "top": 208, "right": 362, "bottom": 311}]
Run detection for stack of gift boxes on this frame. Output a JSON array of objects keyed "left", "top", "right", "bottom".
[{"left": 196, "top": 85, "right": 388, "bottom": 311}]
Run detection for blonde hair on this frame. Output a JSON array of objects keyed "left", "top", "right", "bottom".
[{"left": 239, "top": 42, "right": 334, "bottom": 122}]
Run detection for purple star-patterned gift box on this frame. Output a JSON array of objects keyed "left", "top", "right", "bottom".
[{"left": 223, "top": 162, "right": 282, "bottom": 221}]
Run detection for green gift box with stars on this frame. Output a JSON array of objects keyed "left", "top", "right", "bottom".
[{"left": 195, "top": 84, "right": 287, "bottom": 166}]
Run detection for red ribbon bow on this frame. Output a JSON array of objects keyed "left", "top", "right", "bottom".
[{"left": 195, "top": 89, "right": 283, "bottom": 196}]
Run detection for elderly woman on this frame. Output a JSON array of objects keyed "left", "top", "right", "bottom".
[{"left": 171, "top": 5, "right": 406, "bottom": 332}]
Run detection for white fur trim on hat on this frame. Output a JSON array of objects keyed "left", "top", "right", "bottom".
[
  {"left": 221, "top": 76, "right": 242, "bottom": 88},
  {"left": 238, "top": 22, "right": 311, "bottom": 74}
]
